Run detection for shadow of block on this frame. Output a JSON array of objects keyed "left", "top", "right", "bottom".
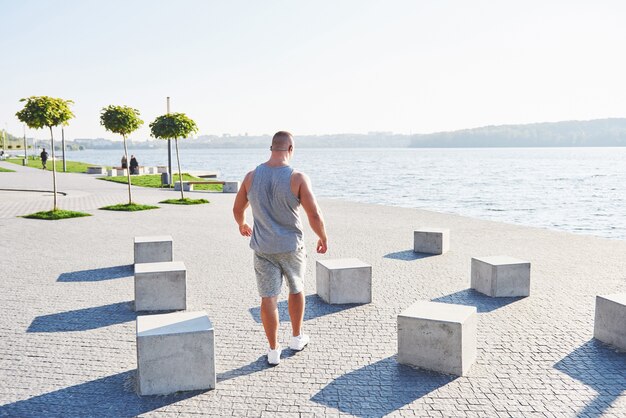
[
  {"left": 383, "top": 250, "right": 436, "bottom": 261},
  {"left": 248, "top": 294, "right": 362, "bottom": 324},
  {"left": 217, "top": 356, "right": 269, "bottom": 382},
  {"left": 311, "top": 356, "right": 457, "bottom": 417},
  {"left": 27, "top": 301, "right": 135, "bottom": 332},
  {"left": 554, "top": 339, "right": 626, "bottom": 417},
  {"left": 432, "top": 288, "right": 523, "bottom": 313},
  {"left": 57, "top": 265, "right": 134, "bottom": 282},
  {"left": 0, "top": 370, "right": 202, "bottom": 417}
]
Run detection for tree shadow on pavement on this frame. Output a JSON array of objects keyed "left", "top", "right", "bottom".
[
  {"left": 432, "top": 288, "right": 524, "bottom": 313},
  {"left": 383, "top": 250, "right": 436, "bottom": 261},
  {"left": 248, "top": 294, "right": 362, "bottom": 324},
  {"left": 27, "top": 301, "right": 135, "bottom": 332},
  {"left": 57, "top": 265, "right": 134, "bottom": 282},
  {"left": 311, "top": 356, "right": 457, "bottom": 417},
  {"left": 0, "top": 370, "right": 203, "bottom": 418},
  {"left": 554, "top": 339, "right": 626, "bottom": 418}
]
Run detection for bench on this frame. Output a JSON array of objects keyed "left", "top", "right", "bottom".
[
  {"left": 87, "top": 166, "right": 107, "bottom": 174},
  {"left": 174, "top": 180, "right": 240, "bottom": 193}
]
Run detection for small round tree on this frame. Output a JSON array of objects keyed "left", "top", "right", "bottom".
[
  {"left": 150, "top": 113, "right": 198, "bottom": 200},
  {"left": 100, "top": 105, "right": 143, "bottom": 205},
  {"left": 16, "top": 96, "right": 74, "bottom": 211}
]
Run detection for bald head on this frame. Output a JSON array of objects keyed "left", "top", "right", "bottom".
[{"left": 271, "top": 131, "right": 294, "bottom": 151}]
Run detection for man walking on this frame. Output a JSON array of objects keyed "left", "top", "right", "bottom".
[
  {"left": 233, "top": 131, "right": 328, "bottom": 365},
  {"left": 40, "top": 148, "right": 48, "bottom": 169}
]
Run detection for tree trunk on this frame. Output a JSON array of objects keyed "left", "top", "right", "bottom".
[
  {"left": 122, "top": 135, "right": 132, "bottom": 205},
  {"left": 49, "top": 126, "right": 58, "bottom": 211},
  {"left": 175, "top": 138, "right": 184, "bottom": 200}
]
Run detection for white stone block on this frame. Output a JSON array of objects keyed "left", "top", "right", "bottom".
[
  {"left": 134, "top": 261, "right": 186, "bottom": 311},
  {"left": 594, "top": 293, "right": 626, "bottom": 351},
  {"left": 157, "top": 166, "right": 168, "bottom": 174},
  {"left": 87, "top": 166, "right": 107, "bottom": 174},
  {"left": 134, "top": 235, "right": 173, "bottom": 264},
  {"left": 471, "top": 256, "right": 530, "bottom": 297},
  {"left": 413, "top": 228, "right": 450, "bottom": 255},
  {"left": 222, "top": 181, "right": 240, "bottom": 193},
  {"left": 397, "top": 301, "right": 477, "bottom": 376},
  {"left": 137, "top": 311, "right": 216, "bottom": 395},
  {"left": 174, "top": 181, "right": 193, "bottom": 192},
  {"left": 108, "top": 168, "right": 127, "bottom": 176},
  {"left": 316, "top": 258, "right": 372, "bottom": 304}
]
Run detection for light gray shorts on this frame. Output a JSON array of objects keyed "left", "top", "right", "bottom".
[{"left": 253, "top": 246, "right": 306, "bottom": 298}]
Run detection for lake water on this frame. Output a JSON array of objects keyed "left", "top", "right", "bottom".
[{"left": 64, "top": 147, "right": 626, "bottom": 240}]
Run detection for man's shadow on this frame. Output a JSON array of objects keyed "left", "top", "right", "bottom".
[{"left": 248, "top": 294, "right": 363, "bottom": 323}]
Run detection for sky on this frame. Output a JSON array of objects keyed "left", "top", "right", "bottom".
[{"left": 1, "top": 0, "right": 626, "bottom": 140}]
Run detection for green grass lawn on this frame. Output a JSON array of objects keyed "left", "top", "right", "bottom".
[
  {"left": 0, "top": 166, "right": 15, "bottom": 172},
  {"left": 99, "top": 203, "right": 160, "bottom": 211},
  {"left": 6, "top": 157, "right": 102, "bottom": 173},
  {"left": 99, "top": 173, "right": 223, "bottom": 191},
  {"left": 21, "top": 209, "right": 91, "bottom": 220},
  {"left": 160, "top": 198, "right": 210, "bottom": 205}
]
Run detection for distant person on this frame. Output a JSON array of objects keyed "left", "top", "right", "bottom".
[
  {"left": 233, "top": 131, "right": 328, "bottom": 365},
  {"left": 121, "top": 155, "right": 128, "bottom": 169},
  {"left": 129, "top": 155, "right": 139, "bottom": 175},
  {"left": 40, "top": 148, "right": 49, "bottom": 169}
]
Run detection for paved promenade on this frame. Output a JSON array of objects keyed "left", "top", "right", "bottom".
[{"left": 0, "top": 161, "right": 625, "bottom": 417}]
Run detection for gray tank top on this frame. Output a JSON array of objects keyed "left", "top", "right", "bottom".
[{"left": 248, "top": 163, "right": 304, "bottom": 254}]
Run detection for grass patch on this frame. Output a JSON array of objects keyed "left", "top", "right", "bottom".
[
  {"left": 99, "top": 173, "right": 223, "bottom": 191},
  {"left": 99, "top": 203, "right": 159, "bottom": 212},
  {"left": 0, "top": 166, "right": 15, "bottom": 172},
  {"left": 22, "top": 209, "right": 91, "bottom": 220},
  {"left": 160, "top": 198, "right": 210, "bottom": 205},
  {"left": 6, "top": 157, "right": 102, "bottom": 173}
]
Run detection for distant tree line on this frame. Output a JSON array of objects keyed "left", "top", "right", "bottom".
[{"left": 409, "top": 118, "right": 626, "bottom": 147}]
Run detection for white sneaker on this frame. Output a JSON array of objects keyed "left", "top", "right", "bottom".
[
  {"left": 267, "top": 345, "right": 282, "bottom": 365},
  {"left": 289, "top": 334, "right": 310, "bottom": 351}
]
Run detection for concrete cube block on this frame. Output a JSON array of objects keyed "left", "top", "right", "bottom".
[
  {"left": 594, "top": 293, "right": 626, "bottom": 351},
  {"left": 157, "top": 166, "right": 168, "bottom": 173},
  {"left": 134, "top": 261, "right": 186, "bottom": 311},
  {"left": 398, "top": 301, "right": 477, "bottom": 376},
  {"left": 471, "top": 256, "right": 530, "bottom": 297},
  {"left": 413, "top": 228, "right": 450, "bottom": 255},
  {"left": 137, "top": 311, "right": 216, "bottom": 395},
  {"left": 134, "top": 235, "right": 173, "bottom": 264},
  {"left": 316, "top": 258, "right": 372, "bottom": 304},
  {"left": 222, "top": 181, "right": 240, "bottom": 193},
  {"left": 174, "top": 181, "right": 193, "bottom": 192}
]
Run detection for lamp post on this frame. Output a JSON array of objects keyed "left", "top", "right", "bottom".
[
  {"left": 61, "top": 126, "right": 67, "bottom": 172},
  {"left": 23, "top": 124, "right": 27, "bottom": 163},
  {"left": 167, "top": 96, "right": 172, "bottom": 185}
]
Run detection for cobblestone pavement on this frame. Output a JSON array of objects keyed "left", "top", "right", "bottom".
[{"left": 0, "top": 163, "right": 625, "bottom": 417}]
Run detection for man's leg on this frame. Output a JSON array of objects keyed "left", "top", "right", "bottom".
[
  {"left": 260, "top": 296, "right": 279, "bottom": 349},
  {"left": 288, "top": 291, "right": 305, "bottom": 337}
]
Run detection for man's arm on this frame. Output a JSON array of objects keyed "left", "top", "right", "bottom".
[
  {"left": 295, "top": 172, "right": 328, "bottom": 254},
  {"left": 233, "top": 171, "right": 254, "bottom": 237}
]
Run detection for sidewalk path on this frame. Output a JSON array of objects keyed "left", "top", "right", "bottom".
[{"left": 0, "top": 162, "right": 625, "bottom": 417}]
